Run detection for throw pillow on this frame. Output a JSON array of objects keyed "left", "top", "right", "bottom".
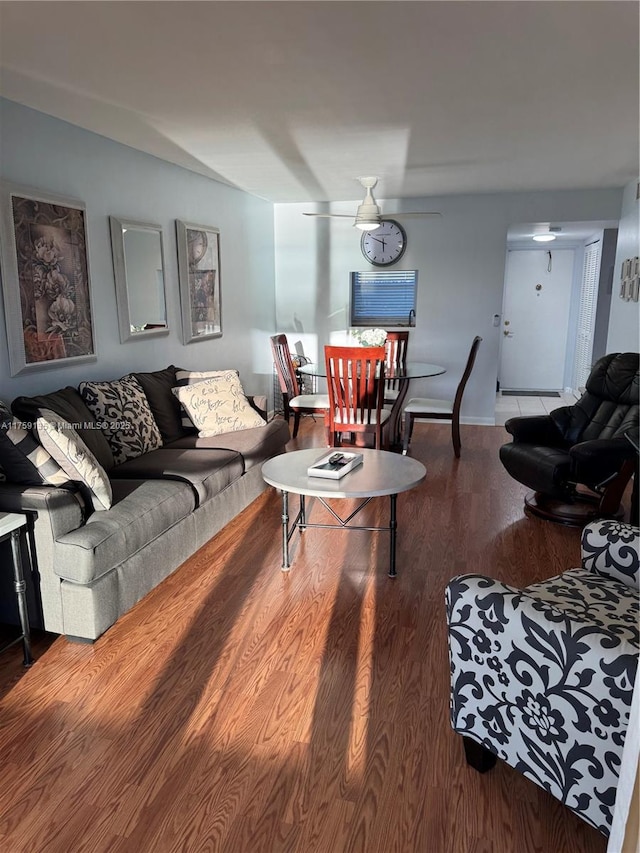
[
  {"left": 133, "top": 366, "right": 184, "bottom": 443},
  {"left": 11, "top": 386, "right": 115, "bottom": 471},
  {"left": 171, "top": 374, "right": 265, "bottom": 437},
  {"left": 79, "top": 375, "right": 163, "bottom": 466},
  {"left": 0, "top": 399, "right": 71, "bottom": 487},
  {"left": 174, "top": 369, "right": 240, "bottom": 430},
  {"left": 35, "top": 410, "right": 112, "bottom": 511}
]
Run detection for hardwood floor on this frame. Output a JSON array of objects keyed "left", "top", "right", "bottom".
[{"left": 0, "top": 419, "right": 613, "bottom": 853}]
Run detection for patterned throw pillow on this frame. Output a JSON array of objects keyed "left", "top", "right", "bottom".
[
  {"left": 79, "top": 375, "right": 163, "bottom": 466},
  {"left": 0, "top": 399, "right": 70, "bottom": 487},
  {"left": 171, "top": 374, "right": 265, "bottom": 437},
  {"left": 174, "top": 369, "right": 240, "bottom": 430},
  {"left": 35, "top": 410, "right": 112, "bottom": 512}
]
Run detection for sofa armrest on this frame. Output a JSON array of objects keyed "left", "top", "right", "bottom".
[
  {"left": 504, "top": 415, "right": 565, "bottom": 445},
  {"left": 0, "top": 483, "right": 84, "bottom": 540},
  {"left": 581, "top": 520, "right": 639, "bottom": 590}
]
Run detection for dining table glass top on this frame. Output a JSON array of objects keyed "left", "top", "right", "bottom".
[{"left": 298, "top": 361, "right": 446, "bottom": 379}]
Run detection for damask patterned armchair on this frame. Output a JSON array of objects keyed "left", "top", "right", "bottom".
[{"left": 446, "top": 520, "right": 639, "bottom": 836}]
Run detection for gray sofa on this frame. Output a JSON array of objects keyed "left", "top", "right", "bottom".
[{"left": 0, "top": 365, "right": 289, "bottom": 642}]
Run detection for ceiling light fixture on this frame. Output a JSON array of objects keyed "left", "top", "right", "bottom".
[
  {"left": 532, "top": 233, "right": 556, "bottom": 242},
  {"left": 354, "top": 181, "right": 382, "bottom": 230},
  {"left": 355, "top": 219, "right": 381, "bottom": 231}
]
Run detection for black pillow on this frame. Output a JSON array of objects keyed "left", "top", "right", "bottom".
[
  {"left": 12, "top": 386, "right": 114, "bottom": 471},
  {"left": 133, "top": 365, "right": 186, "bottom": 444}
]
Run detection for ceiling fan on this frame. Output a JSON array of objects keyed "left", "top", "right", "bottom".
[{"left": 302, "top": 176, "right": 442, "bottom": 231}]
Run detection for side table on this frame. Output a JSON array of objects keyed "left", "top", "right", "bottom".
[{"left": 0, "top": 512, "right": 34, "bottom": 666}]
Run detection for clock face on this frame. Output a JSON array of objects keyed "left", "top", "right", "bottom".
[{"left": 360, "top": 219, "right": 407, "bottom": 266}]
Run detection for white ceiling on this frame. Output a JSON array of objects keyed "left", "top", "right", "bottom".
[
  {"left": 507, "top": 219, "right": 621, "bottom": 246},
  {"left": 0, "top": 1, "right": 638, "bottom": 204}
]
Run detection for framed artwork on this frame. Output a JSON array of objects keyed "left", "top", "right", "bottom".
[
  {"left": 0, "top": 183, "right": 96, "bottom": 375},
  {"left": 176, "top": 220, "right": 222, "bottom": 344},
  {"left": 620, "top": 256, "right": 640, "bottom": 302}
]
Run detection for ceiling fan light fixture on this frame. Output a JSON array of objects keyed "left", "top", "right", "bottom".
[
  {"left": 354, "top": 192, "right": 381, "bottom": 230},
  {"left": 532, "top": 233, "right": 556, "bottom": 242}
]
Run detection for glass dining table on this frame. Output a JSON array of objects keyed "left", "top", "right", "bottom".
[{"left": 298, "top": 360, "right": 446, "bottom": 448}]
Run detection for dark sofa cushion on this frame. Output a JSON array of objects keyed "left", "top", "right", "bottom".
[
  {"left": 165, "top": 418, "right": 291, "bottom": 470},
  {"left": 12, "top": 386, "right": 114, "bottom": 471},
  {"left": 133, "top": 365, "right": 188, "bottom": 444},
  {"left": 109, "top": 447, "right": 245, "bottom": 506}
]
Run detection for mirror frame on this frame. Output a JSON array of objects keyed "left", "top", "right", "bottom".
[{"left": 109, "top": 216, "right": 170, "bottom": 343}]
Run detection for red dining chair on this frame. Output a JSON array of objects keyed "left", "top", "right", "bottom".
[
  {"left": 384, "top": 331, "right": 410, "bottom": 405},
  {"left": 324, "top": 345, "right": 390, "bottom": 450}
]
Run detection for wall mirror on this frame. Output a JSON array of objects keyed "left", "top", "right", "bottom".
[{"left": 109, "top": 216, "right": 169, "bottom": 342}]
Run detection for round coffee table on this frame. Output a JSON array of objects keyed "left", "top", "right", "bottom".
[{"left": 261, "top": 448, "right": 426, "bottom": 577}]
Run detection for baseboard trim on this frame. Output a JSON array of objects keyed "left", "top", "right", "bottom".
[
  {"left": 461, "top": 417, "right": 496, "bottom": 427},
  {"left": 413, "top": 417, "right": 496, "bottom": 427}
]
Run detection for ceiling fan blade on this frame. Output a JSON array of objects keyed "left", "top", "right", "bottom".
[
  {"left": 302, "top": 213, "right": 356, "bottom": 218},
  {"left": 391, "top": 212, "right": 442, "bottom": 218}
]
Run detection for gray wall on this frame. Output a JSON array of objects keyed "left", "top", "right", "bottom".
[
  {"left": 607, "top": 178, "right": 640, "bottom": 353},
  {"left": 0, "top": 99, "right": 277, "bottom": 403},
  {"left": 275, "top": 189, "right": 624, "bottom": 423}
]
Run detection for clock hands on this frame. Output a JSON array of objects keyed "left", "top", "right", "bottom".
[{"left": 361, "top": 220, "right": 407, "bottom": 265}]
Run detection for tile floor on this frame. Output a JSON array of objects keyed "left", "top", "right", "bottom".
[{"left": 495, "top": 390, "right": 578, "bottom": 426}]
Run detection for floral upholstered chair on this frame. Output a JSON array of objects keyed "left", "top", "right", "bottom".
[{"left": 446, "top": 520, "right": 639, "bottom": 837}]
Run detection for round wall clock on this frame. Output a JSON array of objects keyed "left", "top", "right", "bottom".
[{"left": 360, "top": 219, "right": 407, "bottom": 266}]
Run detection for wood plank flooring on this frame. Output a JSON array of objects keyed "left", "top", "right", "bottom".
[{"left": 0, "top": 419, "right": 614, "bottom": 853}]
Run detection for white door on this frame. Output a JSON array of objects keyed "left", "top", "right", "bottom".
[{"left": 500, "top": 249, "right": 575, "bottom": 391}]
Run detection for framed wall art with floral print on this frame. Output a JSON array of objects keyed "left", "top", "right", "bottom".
[
  {"left": 176, "top": 220, "right": 222, "bottom": 344},
  {"left": 0, "top": 183, "right": 96, "bottom": 375}
]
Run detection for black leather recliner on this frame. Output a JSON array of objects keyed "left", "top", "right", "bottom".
[{"left": 499, "top": 352, "right": 639, "bottom": 524}]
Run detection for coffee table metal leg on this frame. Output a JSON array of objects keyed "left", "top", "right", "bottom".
[
  {"left": 10, "top": 530, "right": 33, "bottom": 666},
  {"left": 388, "top": 493, "right": 398, "bottom": 578},
  {"left": 299, "top": 495, "right": 306, "bottom": 530},
  {"left": 281, "top": 490, "right": 290, "bottom": 571}
]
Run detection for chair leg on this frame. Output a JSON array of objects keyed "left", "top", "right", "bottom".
[
  {"left": 402, "top": 412, "right": 412, "bottom": 455},
  {"left": 452, "top": 417, "right": 461, "bottom": 458},
  {"left": 462, "top": 736, "right": 497, "bottom": 773},
  {"left": 292, "top": 412, "right": 301, "bottom": 438}
]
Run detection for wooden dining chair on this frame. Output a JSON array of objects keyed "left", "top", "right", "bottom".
[
  {"left": 402, "top": 336, "right": 482, "bottom": 457},
  {"left": 270, "top": 334, "right": 329, "bottom": 438},
  {"left": 384, "top": 331, "right": 410, "bottom": 405},
  {"left": 324, "top": 345, "right": 390, "bottom": 450}
]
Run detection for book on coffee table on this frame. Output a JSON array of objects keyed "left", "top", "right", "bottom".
[{"left": 307, "top": 451, "right": 364, "bottom": 480}]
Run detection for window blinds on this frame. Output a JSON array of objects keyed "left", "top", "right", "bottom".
[{"left": 350, "top": 270, "right": 418, "bottom": 327}]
